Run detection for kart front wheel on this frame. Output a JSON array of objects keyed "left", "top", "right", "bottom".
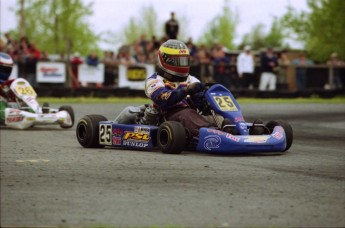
[
  {"left": 157, "top": 121, "right": 186, "bottom": 154},
  {"left": 266, "top": 120, "right": 293, "bottom": 151},
  {"left": 76, "top": 115, "right": 108, "bottom": 148},
  {"left": 59, "top": 105, "right": 75, "bottom": 128}
]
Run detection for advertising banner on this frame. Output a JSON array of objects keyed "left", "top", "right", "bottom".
[
  {"left": 36, "top": 62, "right": 66, "bottom": 83},
  {"left": 118, "top": 64, "right": 155, "bottom": 90},
  {"left": 78, "top": 64, "right": 105, "bottom": 83}
]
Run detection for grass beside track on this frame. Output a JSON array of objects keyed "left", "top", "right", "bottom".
[{"left": 38, "top": 96, "right": 345, "bottom": 104}]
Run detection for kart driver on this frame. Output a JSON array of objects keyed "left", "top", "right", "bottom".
[
  {"left": 0, "top": 52, "right": 15, "bottom": 122},
  {"left": 114, "top": 39, "right": 231, "bottom": 136},
  {"left": 144, "top": 39, "right": 214, "bottom": 136}
]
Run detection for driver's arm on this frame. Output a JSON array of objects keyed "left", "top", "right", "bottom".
[{"left": 146, "top": 79, "right": 204, "bottom": 109}]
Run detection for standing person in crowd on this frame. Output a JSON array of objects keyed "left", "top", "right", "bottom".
[
  {"left": 4, "top": 33, "right": 16, "bottom": 53},
  {"left": 211, "top": 43, "right": 230, "bottom": 88},
  {"left": 86, "top": 50, "right": 101, "bottom": 88},
  {"left": 292, "top": 52, "right": 313, "bottom": 91},
  {"left": 39, "top": 51, "right": 50, "bottom": 61},
  {"left": 277, "top": 50, "right": 290, "bottom": 87},
  {"left": 86, "top": 50, "right": 99, "bottom": 67},
  {"left": 326, "top": 52, "right": 344, "bottom": 89},
  {"left": 150, "top": 35, "right": 161, "bottom": 50},
  {"left": 117, "top": 50, "right": 136, "bottom": 66},
  {"left": 138, "top": 34, "right": 148, "bottom": 58},
  {"left": 196, "top": 44, "right": 213, "bottom": 83},
  {"left": 25, "top": 42, "right": 40, "bottom": 87},
  {"left": 70, "top": 52, "right": 83, "bottom": 88},
  {"left": 237, "top": 45, "right": 255, "bottom": 90},
  {"left": 103, "top": 51, "right": 118, "bottom": 87},
  {"left": 165, "top": 12, "right": 179, "bottom": 40},
  {"left": 259, "top": 47, "right": 278, "bottom": 91}
]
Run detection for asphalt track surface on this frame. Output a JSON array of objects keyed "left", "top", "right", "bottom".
[{"left": 1, "top": 103, "right": 345, "bottom": 228}]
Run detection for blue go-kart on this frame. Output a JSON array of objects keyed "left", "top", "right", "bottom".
[{"left": 76, "top": 84, "right": 293, "bottom": 154}]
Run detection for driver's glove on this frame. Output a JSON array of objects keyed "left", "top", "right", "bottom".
[{"left": 185, "top": 82, "right": 205, "bottom": 95}]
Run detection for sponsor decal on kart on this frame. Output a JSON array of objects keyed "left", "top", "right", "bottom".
[
  {"left": 122, "top": 131, "right": 150, "bottom": 148},
  {"left": 243, "top": 135, "right": 270, "bottom": 143},
  {"left": 234, "top": 116, "right": 244, "bottom": 122},
  {"left": 207, "top": 129, "right": 226, "bottom": 136},
  {"left": 134, "top": 126, "right": 150, "bottom": 134},
  {"left": 226, "top": 134, "right": 240, "bottom": 142},
  {"left": 123, "top": 132, "right": 150, "bottom": 141},
  {"left": 6, "top": 115, "right": 24, "bottom": 123},
  {"left": 204, "top": 135, "right": 221, "bottom": 151},
  {"left": 239, "top": 122, "right": 247, "bottom": 130},
  {"left": 272, "top": 131, "right": 283, "bottom": 140},
  {"left": 112, "top": 128, "right": 124, "bottom": 137},
  {"left": 112, "top": 136, "right": 121, "bottom": 145}
]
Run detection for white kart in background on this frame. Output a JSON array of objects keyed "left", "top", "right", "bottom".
[{"left": 2, "top": 78, "right": 74, "bottom": 130}]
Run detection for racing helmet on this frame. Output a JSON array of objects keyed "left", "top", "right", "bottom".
[
  {"left": 0, "top": 52, "right": 13, "bottom": 83},
  {"left": 157, "top": 39, "right": 190, "bottom": 82}
]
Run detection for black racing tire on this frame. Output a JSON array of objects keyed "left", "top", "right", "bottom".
[
  {"left": 42, "top": 102, "right": 50, "bottom": 114},
  {"left": 59, "top": 105, "right": 75, "bottom": 128},
  {"left": 76, "top": 115, "right": 108, "bottom": 148},
  {"left": 157, "top": 121, "right": 186, "bottom": 154},
  {"left": 266, "top": 120, "right": 293, "bottom": 151}
]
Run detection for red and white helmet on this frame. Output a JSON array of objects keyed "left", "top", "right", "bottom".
[{"left": 157, "top": 39, "right": 190, "bottom": 82}]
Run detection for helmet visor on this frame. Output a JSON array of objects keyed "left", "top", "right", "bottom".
[{"left": 161, "top": 53, "right": 190, "bottom": 67}]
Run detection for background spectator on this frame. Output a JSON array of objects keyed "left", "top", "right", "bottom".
[
  {"left": 196, "top": 44, "right": 213, "bottom": 83},
  {"left": 211, "top": 43, "right": 230, "bottom": 88},
  {"left": 165, "top": 12, "right": 179, "bottom": 40},
  {"left": 103, "top": 51, "right": 118, "bottom": 87},
  {"left": 292, "top": 53, "right": 313, "bottom": 91},
  {"left": 277, "top": 50, "right": 290, "bottom": 88},
  {"left": 25, "top": 42, "right": 41, "bottom": 86},
  {"left": 86, "top": 50, "right": 99, "bottom": 67},
  {"left": 117, "top": 49, "right": 136, "bottom": 66},
  {"left": 86, "top": 50, "right": 101, "bottom": 88},
  {"left": 237, "top": 45, "right": 255, "bottom": 90},
  {"left": 70, "top": 52, "right": 83, "bottom": 88},
  {"left": 39, "top": 51, "right": 50, "bottom": 61},
  {"left": 326, "top": 52, "right": 344, "bottom": 89},
  {"left": 259, "top": 47, "right": 278, "bottom": 91}
]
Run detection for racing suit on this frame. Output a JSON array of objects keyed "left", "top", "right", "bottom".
[{"left": 145, "top": 73, "right": 213, "bottom": 136}]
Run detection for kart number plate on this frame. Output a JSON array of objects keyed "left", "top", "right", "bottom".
[
  {"left": 15, "top": 85, "right": 37, "bottom": 96},
  {"left": 213, "top": 96, "right": 238, "bottom": 111},
  {"left": 99, "top": 124, "right": 112, "bottom": 145}
]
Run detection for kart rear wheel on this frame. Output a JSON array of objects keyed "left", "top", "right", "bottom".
[
  {"left": 76, "top": 115, "right": 108, "bottom": 148},
  {"left": 157, "top": 121, "right": 186, "bottom": 154},
  {"left": 266, "top": 120, "right": 293, "bottom": 151},
  {"left": 42, "top": 102, "right": 50, "bottom": 114},
  {"left": 59, "top": 105, "right": 75, "bottom": 128}
]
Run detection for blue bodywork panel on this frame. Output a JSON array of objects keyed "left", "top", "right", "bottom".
[
  {"left": 196, "top": 126, "right": 286, "bottom": 154},
  {"left": 98, "top": 122, "right": 159, "bottom": 150}
]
